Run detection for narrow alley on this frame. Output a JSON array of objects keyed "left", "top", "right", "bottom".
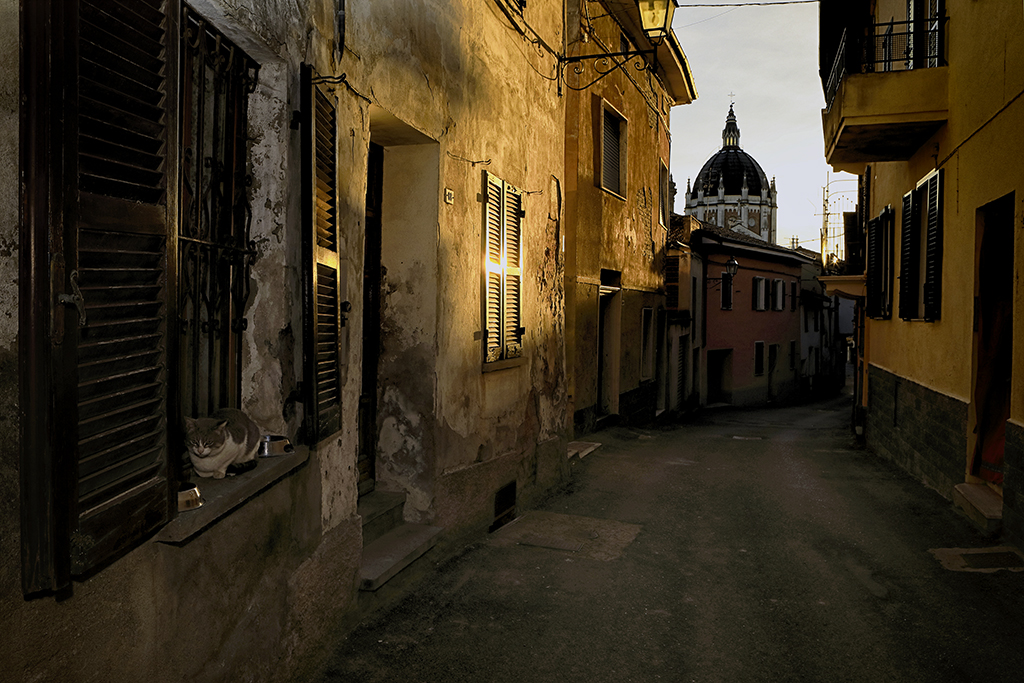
[{"left": 307, "top": 393, "right": 1024, "bottom": 683}]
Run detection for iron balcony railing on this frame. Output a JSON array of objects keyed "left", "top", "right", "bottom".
[{"left": 825, "top": 15, "right": 948, "bottom": 108}]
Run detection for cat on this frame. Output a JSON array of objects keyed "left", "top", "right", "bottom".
[{"left": 184, "top": 408, "right": 261, "bottom": 479}]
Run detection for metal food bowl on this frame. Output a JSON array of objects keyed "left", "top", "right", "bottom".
[
  {"left": 178, "top": 483, "right": 203, "bottom": 511},
  {"left": 258, "top": 435, "right": 295, "bottom": 458}
]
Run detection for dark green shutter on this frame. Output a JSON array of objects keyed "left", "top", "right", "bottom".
[
  {"left": 301, "top": 65, "right": 344, "bottom": 442},
  {"left": 898, "top": 191, "right": 919, "bottom": 320},
  {"left": 664, "top": 256, "right": 680, "bottom": 309},
  {"left": 866, "top": 216, "right": 882, "bottom": 318},
  {"left": 602, "top": 110, "right": 621, "bottom": 194},
  {"left": 922, "top": 171, "right": 943, "bottom": 321}
]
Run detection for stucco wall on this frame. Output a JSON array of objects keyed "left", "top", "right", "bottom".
[{"left": 564, "top": 6, "right": 676, "bottom": 431}]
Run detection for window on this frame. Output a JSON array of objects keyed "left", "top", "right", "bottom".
[
  {"left": 721, "top": 272, "right": 733, "bottom": 310},
  {"left": 601, "top": 105, "right": 626, "bottom": 196},
  {"left": 302, "top": 65, "right": 345, "bottom": 441},
  {"left": 769, "top": 344, "right": 780, "bottom": 374},
  {"left": 664, "top": 255, "right": 680, "bottom": 309},
  {"left": 659, "top": 163, "right": 670, "bottom": 226},
  {"left": 771, "top": 279, "right": 785, "bottom": 311},
  {"left": 180, "top": 7, "right": 259, "bottom": 423},
  {"left": 866, "top": 206, "right": 895, "bottom": 319},
  {"left": 790, "top": 281, "right": 798, "bottom": 311},
  {"left": 899, "top": 170, "right": 943, "bottom": 321},
  {"left": 484, "top": 171, "right": 524, "bottom": 364},
  {"left": 754, "top": 341, "right": 765, "bottom": 376},
  {"left": 789, "top": 340, "right": 797, "bottom": 370},
  {"left": 641, "top": 308, "right": 655, "bottom": 379},
  {"left": 751, "top": 276, "right": 767, "bottom": 311}
]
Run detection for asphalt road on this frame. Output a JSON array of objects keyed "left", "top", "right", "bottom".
[{"left": 310, "top": 392, "right": 1024, "bottom": 683}]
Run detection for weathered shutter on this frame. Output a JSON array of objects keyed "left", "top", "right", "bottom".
[
  {"left": 865, "top": 215, "right": 882, "bottom": 318},
  {"left": 602, "top": 110, "right": 621, "bottom": 194},
  {"left": 721, "top": 273, "right": 733, "bottom": 310},
  {"left": 898, "top": 191, "right": 919, "bottom": 320},
  {"left": 922, "top": 171, "right": 943, "bottom": 321},
  {"left": 503, "top": 183, "right": 524, "bottom": 359},
  {"left": 301, "top": 65, "right": 344, "bottom": 442},
  {"left": 664, "top": 256, "right": 680, "bottom": 309},
  {"left": 790, "top": 281, "right": 798, "bottom": 312},
  {"left": 21, "top": 0, "right": 179, "bottom": 593},
  {"left": 484, "top": 173, "right": 504, "bottom": 362}
]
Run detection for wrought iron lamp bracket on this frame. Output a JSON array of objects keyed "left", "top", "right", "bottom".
[{"left": 558, "top": 49, "right": 656, "bottom": 94}]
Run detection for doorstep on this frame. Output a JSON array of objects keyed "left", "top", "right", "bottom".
[{"left": 953, "top": 483, "right": 1003, "bottom": 536}]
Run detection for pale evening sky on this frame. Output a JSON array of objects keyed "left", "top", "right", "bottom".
[{"left": 669, "top": 1, "right": 857, "bottom": 252}]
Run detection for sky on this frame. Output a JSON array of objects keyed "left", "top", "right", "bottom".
[{"left": 668, "top": 1, "right": 857, "bottom": 252}]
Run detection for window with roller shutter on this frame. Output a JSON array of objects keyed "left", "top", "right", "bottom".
[
  {"left": 601, "top": 106, "right": 626, "bottom": 196},
  {"left": 21, "top": 0, "right": 180, "bottom": 595},
  {"left": 483, "top": 172, "right": 524, "bottom": 366},
  {"left": 301, "top": 65, "right": 346, "bottom": 442}
]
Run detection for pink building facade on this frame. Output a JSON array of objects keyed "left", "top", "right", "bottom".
[{"left": 694, "top": 225, "right": 810, "bottom": 407}]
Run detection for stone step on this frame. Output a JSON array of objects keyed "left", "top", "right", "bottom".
[
  {"left": 358, "top": 490, "right": 406, "bottom": 546},
  {"left": 567, "top": 441, "right": 601, "bottom": 460},
  {"left": 360, "top": 522, "right": 443, "bottom": 591},
  {"left": 953, "top": 483, "right": 1003, "bottom": 536}
]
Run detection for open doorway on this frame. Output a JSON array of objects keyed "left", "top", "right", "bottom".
[
  {"left": 597, "top": 270, "right": 621, "bottom": 417},
  {"left": 707, "top": 349, "right": 732, "bottom": 404},
  {"left": 971, "top": 193, "right": 1014, "bottom": 486}
]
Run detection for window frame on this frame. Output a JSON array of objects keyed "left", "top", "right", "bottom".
[
  {"left": 641, "top": 307, "right": 655, "bottom": 380},
  {"left": 600, "top": 101, "right": 627, "bottom": 198},
  {"left": 659, "top": 162, "right": 670, "bottom": 226},
  {"left": 482, "top": 171, "right": 525, "bottom": 368},
  {"left": 751, "top": 276, "right": 767, "bottom": 311},
  {"left": 771, "top": 278, "right": 785, "bottom": 311},
  {"left": 754, "top": 341, "right": 766, "bottom": 376}
]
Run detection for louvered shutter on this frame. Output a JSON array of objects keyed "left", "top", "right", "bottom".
[
  {"left": 503, "top": 183, "right": 524, "bottom": 359},
  {"left": 484, "top": 173, "right": 504, "bottom": 363},
  {"left": 721, "top": 273, "right": 733, "bottom": 310},
  {"left": 664, "top": 256, "right": 680, "bottom": 309},
  {"left": 301, "top": 66, "right": 345, "bottom": 442},
  {"left": 898, "top": 191, "right": 919, "bottom": 320},
  {"left": 602, "top": 110, "right": 621, "bottom": 195},
  {"left": 865, "top": 216, "right": 882, "bottom": 318},
  {"left": 21, "top": 0, "right": 179, "bottom": 593},
  {"left": 922, "top": 171, "right": 943, "bottom": 321}
]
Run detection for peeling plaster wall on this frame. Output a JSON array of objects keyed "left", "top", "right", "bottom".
[
  {"left": 2, "top": 2, "right": 365, "bottom": 681},
  {"left": 339, "top": 0, "right": 570, "bottom": 533}
]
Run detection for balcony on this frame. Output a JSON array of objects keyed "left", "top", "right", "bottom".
[{"left": 822, "top": 17, "right": 948, "bottom": 172}]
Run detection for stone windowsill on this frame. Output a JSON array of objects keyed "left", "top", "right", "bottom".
[{"left": 155, "top": 447, "right": 309, "bottom": 544}]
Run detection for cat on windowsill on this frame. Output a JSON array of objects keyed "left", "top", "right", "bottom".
[{"left": 184, "top": 408, "right": 260, "bottom": 479}]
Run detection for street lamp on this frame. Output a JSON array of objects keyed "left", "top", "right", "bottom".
[
  {"left": 706, "top": 256, "right": 740, "bottom": 289},
  {"left": 559, "top": 0, "right": 678, "bottom": 94},
  {"left": 638, "top": 0, "right": 677, "bottom": 45}
]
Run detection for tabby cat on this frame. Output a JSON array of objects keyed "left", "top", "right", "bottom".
[{"left": 184, "top": 408, "right": 261, "bottom": 479}]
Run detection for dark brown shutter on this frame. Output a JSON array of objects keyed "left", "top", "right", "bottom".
[
  {"left": 503, "top": 182, "right": 523, "bottom": 359},
  {"left": 922, "top": 171, "right": 943, "bottom": 321},
  {"left": 898, "top": 190, "right": 919, "bottom": 320},
  {"left": 484, "top": 173, "right": 503, "bottom": 363},
  {"left": 664, "top": 256, "right": 680, "bottom": 309},
  {"left": 301, "top": 65, "right": 344, "bottom": 442},
  {"left": 866, "top": 215, "right": 882, "bottom": 318},
  {"left": 721, "top": 273, "right": 733, "bottom": 310},
  {"left": 21, "top": 0, "right": 179, "bottom": 593}
]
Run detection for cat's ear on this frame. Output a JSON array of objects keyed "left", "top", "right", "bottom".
[
  {"left": 184, "top": 416, "right": 196, "bottom": 431},
  {"left": 216, "top": 420, "right": 229, "bottom": 430}
]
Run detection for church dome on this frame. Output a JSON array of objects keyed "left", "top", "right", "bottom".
[{"left": 689, "top": 105, "right": 770, "bottom": 199}]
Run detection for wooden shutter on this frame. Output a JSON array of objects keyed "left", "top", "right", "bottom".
[
  {"left": 484, "top": 173, "right": 504, "bottom": 363},
  {"left": 898, "top": 190, "right": 920, "bottom": 320},
  {"left": 721, "top": 273, "right": 733, "bottom": 310},
  {"left": 922, "top": 171, "right": 943, "bottom": 321},
  {"left": 21, "top": 0, "right": 179, "bottom": 594},
  {"left": 301, "top": 65, "right": 344, "bottom": 442},
  {"left": 602, "top": 109, "right": 621, "bottom": 194},
  {"left": 503, "top": 182, "right": 524, "bottom": 359},
  {"left": 866, "top": 215, "right": 882, "bottom": 318},
  {"left": 664, "top": 256, "right": 680, "bottom": 309}
]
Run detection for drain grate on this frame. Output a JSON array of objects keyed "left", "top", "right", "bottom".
[{"left": 961, "top": 551, "right": 1024, "bottom": 569}]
